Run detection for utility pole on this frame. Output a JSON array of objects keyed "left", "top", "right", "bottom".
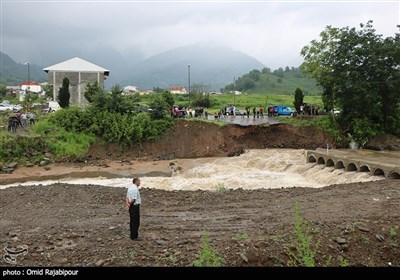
[
  {"left": 233, "top": 77, "right": 236, "bottom": 105},
  {"left": 25, "top": 62, "right": 31, "bottom": 112},
  {"left": 188, "top": 64, "right": 191, "bottom": 106},
  {"left": 27, "top": 62, "right": 30, "bottom": 86}
]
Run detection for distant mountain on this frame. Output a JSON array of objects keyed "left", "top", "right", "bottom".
[
  {"left": 2, "top": 46, "right": 318, "bottom": 95},
  {"left": 36, "top": 45, "right": 145, "bottom": 89},
  {"left": 0, "top": 45, "right": 144, "bottom": 88},
  {"left": 120, "top": 44, "right": 265, "bottom": 91},
  {"left": 0, "top": 52, "right": 47, "bottom": 85}
]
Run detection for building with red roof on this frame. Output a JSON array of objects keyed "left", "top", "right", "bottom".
[{"left": 20, "top": 81, "right": 42, "bottom": 93}]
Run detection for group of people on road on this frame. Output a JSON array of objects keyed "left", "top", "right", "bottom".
[
  {"left": 299, "top": 104, "right": 319, "bottom": 115},
  {"left": 170, "top": 106, "right": 209, "bottom": 119},
  {"left": 7, "top": 112, "right": 36, "bottom": 133}
]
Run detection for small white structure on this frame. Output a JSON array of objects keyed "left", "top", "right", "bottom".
[
  {"left": 123, "top": 85, "right": 140, "bottom": 94},
  {"left": 48, "top": 101, "right": 61, "bottom": 112},
  {"left": 169, "top": 86, "right": 187, "bottom": 94},
  {"left": 139, "top": 90, "right": 153, "bottom": 95}
]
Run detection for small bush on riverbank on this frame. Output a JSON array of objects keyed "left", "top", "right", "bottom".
[
  {"left": 0, "top": 131, "right": 47, "bottom": 164},
  {"left": 277, "top": 115, "right": 343, "bottom": 144},
  {"left": 32, "top": 120, "right": 96, "bottom": 158},
  {"left": 48, "top": 107, "right": 174, "bottom": 146}
]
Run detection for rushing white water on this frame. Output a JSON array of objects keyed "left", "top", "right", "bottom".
[{"left": 1, "top": 149, "right": 383, "bottom": 191}]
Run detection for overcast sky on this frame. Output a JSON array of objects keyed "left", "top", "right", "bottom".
[{"left": 1, "top": 0, "right": 399, "bottom": 69}]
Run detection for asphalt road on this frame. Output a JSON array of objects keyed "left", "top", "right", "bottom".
[{"left": 204, "top": 114, "right": 281, "bottom": 126}]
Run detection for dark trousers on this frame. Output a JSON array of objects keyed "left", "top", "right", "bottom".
[{"left": 129, "top": 204, "right": 140, "bottom": 239}]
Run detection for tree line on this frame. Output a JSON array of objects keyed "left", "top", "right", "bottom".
[{"left": 301, "top": 20, "right": 400, "bottom": 145}]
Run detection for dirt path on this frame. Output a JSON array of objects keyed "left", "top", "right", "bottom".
[{"left": 0, "top": 179, "right": 399, "bottom": 267}]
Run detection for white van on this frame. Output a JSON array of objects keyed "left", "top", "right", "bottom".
[{"left": 47, "top": 101, "right": 61, "bottom": 112}]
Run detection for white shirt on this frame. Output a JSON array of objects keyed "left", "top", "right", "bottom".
[{"left": 126, "top": 184, "right": 141, "bottom": 205}]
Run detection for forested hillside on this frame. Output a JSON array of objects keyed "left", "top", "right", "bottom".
[
  {"left": 225, "top": 67, "right": 321, "bottom": 96},
  {"left": 0, "top": 52, "right": 47, "bottom": 85}
]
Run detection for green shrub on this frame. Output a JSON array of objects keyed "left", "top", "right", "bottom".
[
  {"left": 339, "top": 256, "right": 349, "bottom": 267},
  {"left": 389, "top": 228, "right": 398, "bottom": 239},
  {"left": 48, "top": 106, "right": 174, "bottom": 146},
  {"left": 351, "top": 117, "right": 381, "bottom": 146},
  {"left": 278, "top": 115, "right": 343, "bottom": 143},
  {"left": 32, "top": 120, "right": 95, "bottom": 158},
  {"left": 193, "top": 232, "right": 224, "bottom": 267},
  {"left": 287, "top": 202, "right": 320, "bottom": 267},
  {"left": 215, "top": 183, "right": 228, "bottom": 193},
  {"left": 0, "top": 131, "right": 46, "bottom": 164},
  {"left": 232, "top": 233, "right": 249, "bottom": 241}
]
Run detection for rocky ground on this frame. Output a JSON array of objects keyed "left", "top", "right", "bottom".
[
  {"left": 0, "top": 181, "right": 399, "bottom": 268},
  {"left": 0, "top": 120, "right": 399, "bottom": 267}
]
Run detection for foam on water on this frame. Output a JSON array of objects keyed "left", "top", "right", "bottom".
[{"left": 1, "top": 149, "right": 383, "bottom": 191}]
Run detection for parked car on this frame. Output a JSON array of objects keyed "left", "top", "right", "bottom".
[
  {"left": 0, "top": 103, "right": 14, "bottom": 112},
  {"left": 332, "top": 108, "right": 341, "bottom": 116},
  {"left": 132, "top": 104, "right": 153, "bottom": 113},
  {"left": 42, "top": 107, "right": 54, "bottom": 113},
  {"left": 32, "top": 103, "right": 46, "bottom": 112},
  {"left": 273, "top": 105, "right": 295, "bottom": 116},
  {"left": 225, "top": 105, "right": 246, "bottom": 116},
  {"left": 12, "top": 104, "right": 23, "bottom": 112}
]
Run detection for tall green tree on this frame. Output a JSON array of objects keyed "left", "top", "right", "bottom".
[
  {"left": 149, "top": 95, "right": 168, "bottom": 120},
  {"left": 273, "top": 67, "right": 284, "bottom": 78},
  {"left": 293, "top": 88, "right": 304, "bottom": 114},
  {"left": 301, "top": 21, "right": 400, "bottom": 144},
  {"left": 162, "top": 91, "right": 175, "bottom": 107},
  {"left": 92, "top": 88, "right": 109, "bottom": 110},
  {"left": 43, "top": 84, "right": 53, "bottom": 100},
  {"left": 84, "top": 81, "right": 103, "bottom": 103},
  {"left": 58, "top": 77, "right": 70, "bottom": 108},
  {"left": 0, "top": 83, "right": 7, "bottom": 97},
  {"left": 153, "top": 87, "right": 164, "bottom": 93},
  {"left": 108, "top": 85, "right": 127, "bottom": 113},
  {"left": 261, "top": 67, "right": 271, "bottom": 74},
  {"left": 248, "top": 69, "right": 261, "bottom": 81}
]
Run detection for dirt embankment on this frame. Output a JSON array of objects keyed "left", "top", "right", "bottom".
[{"left": 87, "top": 121, "right": 335, "bottom": 161}]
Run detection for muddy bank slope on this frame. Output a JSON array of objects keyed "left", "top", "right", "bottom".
[{"left": 87, "top": 121, "right": 335, "bottom": 161}]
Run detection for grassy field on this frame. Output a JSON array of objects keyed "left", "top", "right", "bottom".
[{"left": 245, "top": 71, "right": 322, "bottom": 96}]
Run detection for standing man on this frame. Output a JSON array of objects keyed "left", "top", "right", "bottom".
[
  {"left": 28, "top": 112, "right": 36, "bottom": 125},
  {"left": 126, "top": 177, "right": 142, "bottom": 240},
  {"left": 21, "top": 112, "right": 27, "bottom": 127}
]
